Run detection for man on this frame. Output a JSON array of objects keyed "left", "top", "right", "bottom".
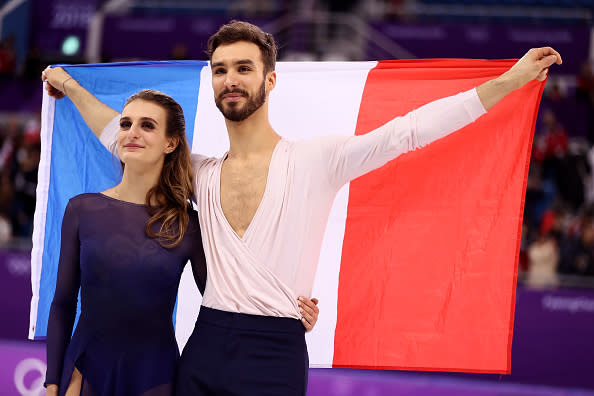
[{"left": 43, "top": 20, "right": 561, "bottom": 395}]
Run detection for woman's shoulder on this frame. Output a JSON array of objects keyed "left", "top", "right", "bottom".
[
  {"left": 60, "top": 193, "right": 106, "bottom": 219},
  {"left": 65, "top": 192, "right": 102, "bottom": 208},
  {"left": 69, "top": 192, "right": 102, "bottom": 202},
  {"left": 66, "top": 192, "right": 136, "bottom": 215}
]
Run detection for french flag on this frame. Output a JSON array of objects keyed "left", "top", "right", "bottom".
[{"left": 30, "top": 59, "right": 543, "bottom": 374}]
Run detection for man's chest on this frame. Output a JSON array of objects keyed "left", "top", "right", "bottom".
[{"left": 219, "top": 160, "right": 270, "bottom": 238}]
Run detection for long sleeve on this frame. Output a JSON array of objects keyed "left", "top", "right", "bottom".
[
  {"left": 323, "top": 88, "right": 487, "bottom": 188},
  {"left": 45, "top": 200, "right": 81, "bottom": 386},
  {"left": 190, "top": 228, "right": 207, "bottom": 295},
  {"left": 99, "top": 114, "right": 121, "bottom": 150}
]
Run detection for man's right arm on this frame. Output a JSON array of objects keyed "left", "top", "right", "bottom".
[{"left": 42, "top": 67, "right": 120, "bottom": 138}]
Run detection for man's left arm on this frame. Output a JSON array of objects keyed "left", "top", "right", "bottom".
[{"left": 321, "top": 46, "right": 561, "bottom": 188}]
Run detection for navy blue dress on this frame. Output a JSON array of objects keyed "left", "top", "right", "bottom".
[{"left": 45, "top": 193, "right": 207, "bottom": 396}]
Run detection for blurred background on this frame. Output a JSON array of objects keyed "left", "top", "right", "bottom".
[{"left": 1, "top": 0, "right": 593, "bottom": 395}]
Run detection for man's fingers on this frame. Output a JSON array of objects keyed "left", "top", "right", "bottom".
[
  {"left": 536, "top": 69, "right": 548, "bottom": 82},
  {"left": 535, "top": 47, "right": 562, "bottom": 65},
  {"left": 540, "top": 47, "right": 562, "bottom": 64},
  {"left": 540, "top": 55, "right": 558, "bottom": 69}
]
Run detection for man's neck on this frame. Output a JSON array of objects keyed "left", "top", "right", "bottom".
[{"left": 225, "top": 108, "right": 280, "bottom": 160}]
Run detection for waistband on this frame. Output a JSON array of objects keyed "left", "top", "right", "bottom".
[{"left": 197, "top": 306, "right": 304, "bottom": 334}]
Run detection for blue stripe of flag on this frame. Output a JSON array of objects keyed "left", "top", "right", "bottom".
[{"left": 35, "top": 61, "right": 207, "bottom": 338}]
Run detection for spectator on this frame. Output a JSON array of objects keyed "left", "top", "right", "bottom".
[
  {"left": 546, "top": 82, "right": 564, "bottom": 103},
  {"left": 0, "top": 116, "right": 21, "bottom": 171},
  {"left": 23, "top": 47, "right": 43, "bottom": 81},
  {"left": 170, "top": 43, "right": 189, "bottom": 61},
  {"left": 526, "top": 232, "right": 559, "bottom": 288},
  {"left": 0, "top": 170, "right": 14, "bottom": 239},
  {"left": 10, "top": 130, "right": 40, "bottom": 238},
  {"left": 559, "top": 219, "right": 594, "bottom": 277},
  {"left": 576, "top": 61, "right": 594, "bottom": 106},
  {"left": 0, "top": 37, "right": 16, "bottom": 78}
]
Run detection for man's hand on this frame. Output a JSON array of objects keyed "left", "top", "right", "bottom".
[
  {"left": 507, "top": 47, "right": 563, "bottom": 88},
  {"left": 477, "top": 47, "right": 562, "bottom": 111},
  {"left": 42, "top": 66, "right": 77, "bottom": 99},
  {"left": 298, "top": 296, "right": 319, "bottom": 332}
]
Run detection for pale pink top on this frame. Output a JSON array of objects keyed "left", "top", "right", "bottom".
[{"left": 101, "top": 88, "right": 486, "bottom": 319}]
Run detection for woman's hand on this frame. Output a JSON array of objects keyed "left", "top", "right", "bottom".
[
  {"left": 41, "top": 66, "right": 76, "bottom": 99},
  {"left": 298, "top": 296, "right": 320, "bottom": 332}
]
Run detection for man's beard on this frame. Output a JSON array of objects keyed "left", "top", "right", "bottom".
[{"left": 215, "top": 81, "right": 266, "bottom": 122}]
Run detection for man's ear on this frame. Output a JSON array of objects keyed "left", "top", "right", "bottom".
[{"left": 266, "top": 70, "right": 277, "bottom": 93}]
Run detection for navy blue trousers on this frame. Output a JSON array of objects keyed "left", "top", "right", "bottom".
[{"left": 176, "top": 306, "right": 309, "bottom": 396}]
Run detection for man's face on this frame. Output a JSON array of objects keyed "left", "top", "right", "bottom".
[{"left": 211, "top": 41, "right": 272, "bottom": 122}]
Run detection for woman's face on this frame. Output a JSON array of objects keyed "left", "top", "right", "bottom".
[{"left": 117, "top": 99, "right": 175, "bottom": 167}]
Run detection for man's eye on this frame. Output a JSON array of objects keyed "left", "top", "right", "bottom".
[
  {"left": 239, "top": 66, "right": 250, "bottom": 72},
  {"left": 214, "top": 68, "right": 225, "bottom": 74}
]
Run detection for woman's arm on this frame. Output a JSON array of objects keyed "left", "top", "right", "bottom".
[
  {"left": 45, "top": 200, "right": 82, "bottom": 388},
  {"left": 189, "top": 220, "right": 208, "bottom": 295},
  {"left": 42, "top": 66, "right": 120, "bottom": 138}
]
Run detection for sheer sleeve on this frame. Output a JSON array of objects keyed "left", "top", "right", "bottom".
[
  {"left": 45, "top": 199, "right": 81, "bottom": 386},
  {"left": 189, "top": 226, "right": 207, "bottom": 295}
]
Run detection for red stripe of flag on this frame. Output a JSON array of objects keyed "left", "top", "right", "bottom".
[{"left": 333, "top": 59, "right": 544, "bottom": 373}]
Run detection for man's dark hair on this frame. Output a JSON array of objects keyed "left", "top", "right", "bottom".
[{"left": 207, "top": 20, "right": 277, "bottom": 75}]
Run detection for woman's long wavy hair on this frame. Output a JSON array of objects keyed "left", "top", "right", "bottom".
[{"left": 122, "top": 90, "right": 194, "bottom": 248}]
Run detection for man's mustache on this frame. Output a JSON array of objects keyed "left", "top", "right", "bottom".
[{"left": 218, "top": 88, "right": 249, "bottom": 101}]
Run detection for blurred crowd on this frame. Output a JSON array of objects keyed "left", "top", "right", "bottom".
[
  {"left": 521, "top": 62, "right": 594, "bottom": 287},
  {"left": 0, "top": 113, "right": 40, "bottom": 244}
]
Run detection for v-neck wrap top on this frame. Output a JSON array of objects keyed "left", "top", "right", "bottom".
[{"left": 101, "top": 88, "right": 486, "bottom": 319}]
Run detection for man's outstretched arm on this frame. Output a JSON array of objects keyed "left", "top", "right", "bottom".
[
  {"left": 318, "top": 46, "right": 562, "bottom": 188},
  {"left": 477, "top": 47, "right": 562, "bottom": 111},
  {"left": 42, "top": 66, "right": 119, "bottom": 138}
]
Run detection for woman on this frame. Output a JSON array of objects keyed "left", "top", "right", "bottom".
[{"left": 44, "top": 90, "right": 207, "bottom": 396}]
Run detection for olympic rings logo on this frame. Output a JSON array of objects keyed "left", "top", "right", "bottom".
[{"left": 13, "top": 358, "right": 46, "bottom": 396}]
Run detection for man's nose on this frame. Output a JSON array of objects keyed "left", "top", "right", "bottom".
[{"left": 224, "top": 72, "right": 238, "bottom": 88}]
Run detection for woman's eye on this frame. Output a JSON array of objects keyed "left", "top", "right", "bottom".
[
  {"left": 120, "top": 121, "right": 131, "bottom": 129},
  {"left": 142, "top": 122, "right": 155, "bottom": 130},
  {"left": 214, "top": 68, "right": 225, "bottom": 74}
]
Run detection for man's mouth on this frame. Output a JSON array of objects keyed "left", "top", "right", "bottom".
[{"left": 219, "top": 89, "right": 248, "bottom": 102}]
